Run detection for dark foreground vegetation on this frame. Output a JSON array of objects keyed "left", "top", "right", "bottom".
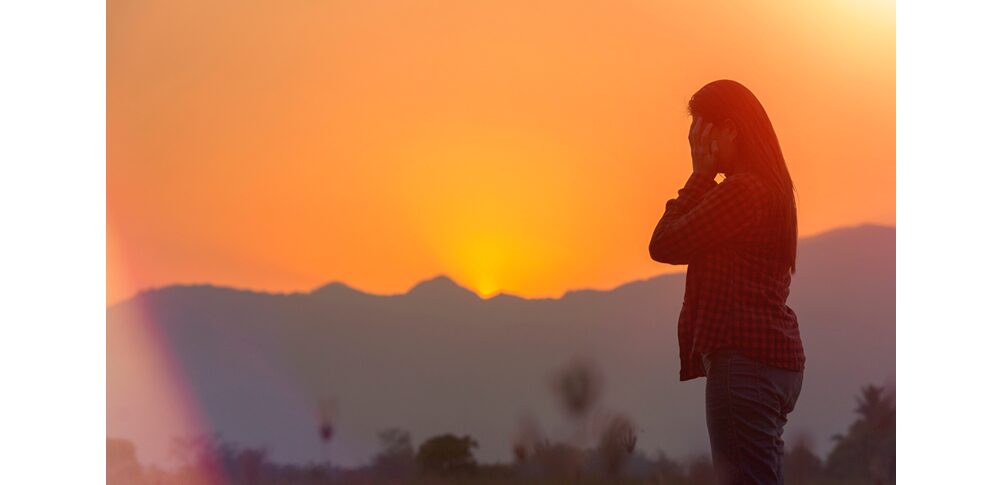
[{"left": 109, "top": 376, "right": 894, "bottom": 485}]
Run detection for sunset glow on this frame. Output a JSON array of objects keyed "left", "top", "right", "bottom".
[
  {"left": 107, "top": 233, "right": 223, "bottom": 481},
  {"left": 108, "top": 0, "right": 895, "bottom": 304}
]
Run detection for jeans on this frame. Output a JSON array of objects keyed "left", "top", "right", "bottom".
[{"left": 702, "top": 348, "right": 804, "bottom": 485}]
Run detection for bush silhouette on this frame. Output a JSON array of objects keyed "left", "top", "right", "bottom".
[{"left": 415, "top": 433, "right": 479, "bottom": 476}]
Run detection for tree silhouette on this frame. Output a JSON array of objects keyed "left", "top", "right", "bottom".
[
  {"left": 597, "top": 413, "right": 638, "bottom": 477},
  {"left": 650, "top": 449, "right": 685, "bottom": 484},
  {"left": 234, "top": 447, "right": 269, "bottom": 485},
  {"left": 371, "top": 427, "right": 416, "bottom": 479},
  {"left": 415, "top": 433, "right": 479, "bottom": 477},
  {"left": 825, "top": 384, "right": 896, "bottom": 483},
  {"left": 686, "top": 454, "right": 717, "bottom": 485},
  {"left": 783, "top": 435, "right": 823, "bottom": 484},
  {"left": 511, "top": 414, "right": 544, "bottom": 465}
]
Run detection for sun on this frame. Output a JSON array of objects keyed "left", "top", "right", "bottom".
[
  {"left": 457, "top": 236, "right": 506, "bottom": 297},
  {"left": 392, "top": 126, "right": 577, "bottom": 299}
]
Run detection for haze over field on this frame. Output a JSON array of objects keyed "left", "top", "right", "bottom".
[{"left": 108, "top": 224, "right": 895, "bottom": 468}]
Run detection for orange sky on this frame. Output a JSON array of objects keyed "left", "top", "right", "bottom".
[{"left": 108, "top": 0, "right": 895, "bottom": 304}]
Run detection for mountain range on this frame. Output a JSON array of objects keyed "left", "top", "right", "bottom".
[{"left": 107, "top": 224, "right": 895, "bottom": 467}]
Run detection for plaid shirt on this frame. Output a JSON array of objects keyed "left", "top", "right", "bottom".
[{"left": 649, "top": 171, "right": 805, "bottom": 381}]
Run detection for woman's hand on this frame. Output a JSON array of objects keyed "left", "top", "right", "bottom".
[{"left": 688, "top": 116, "right": 719, "bottom": 176}]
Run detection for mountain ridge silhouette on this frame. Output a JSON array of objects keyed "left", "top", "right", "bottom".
[
  {"left": 108, "top": 223, "right": 895, "bottom": 468},
  {"left": 115, "top": 222, "right": 893, "bottom": 307}
]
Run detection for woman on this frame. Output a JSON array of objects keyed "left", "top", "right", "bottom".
[{"left": 648, "top": 79, "right": 806, "bottom": 485}]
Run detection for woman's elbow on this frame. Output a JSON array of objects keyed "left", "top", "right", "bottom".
[{"left": 649, "top": 241, "right": 687, "bottom": 265}]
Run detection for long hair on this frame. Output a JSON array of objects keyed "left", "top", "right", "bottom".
[{"left": 687, "top": 79, "right": 798, "bottom": 274}]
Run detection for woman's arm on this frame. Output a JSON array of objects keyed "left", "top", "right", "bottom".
[{"left": 648, "top": 172, "right": 766, "bottom": 265}]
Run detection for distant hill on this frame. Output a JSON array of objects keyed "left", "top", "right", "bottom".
[{"left": 108, "top": 224, "right": 895, "bottom": 467}]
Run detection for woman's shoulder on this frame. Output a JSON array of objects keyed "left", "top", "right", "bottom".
[
  {"left": 718, "top": 172, "right": 774, "bottom": 207},
  {"left": 720, "top": 171, "right": 768, "bottom": 190},
  {"left": 720, "top": 173, "right": 786, "bottom": 235}
]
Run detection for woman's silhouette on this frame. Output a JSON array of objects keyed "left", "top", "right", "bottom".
[{"left": 649, "top": 79, "right": 806, "bottom": 485}]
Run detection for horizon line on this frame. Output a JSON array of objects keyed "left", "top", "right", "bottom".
[{"left": 108, "top": 222, "right": 895, "bottom": 308}]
